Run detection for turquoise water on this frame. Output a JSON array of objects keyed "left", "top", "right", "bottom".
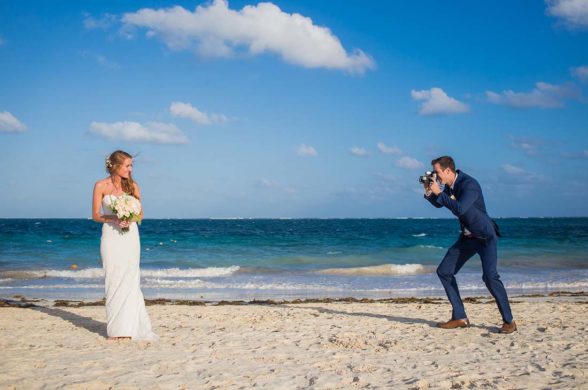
[{"left": 1, "top": 218, "right": 587, "bottom": 300}]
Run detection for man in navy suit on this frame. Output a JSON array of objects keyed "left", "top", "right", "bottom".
[{"left": 424, "top": 156, "right": 516, "bottom": 333}]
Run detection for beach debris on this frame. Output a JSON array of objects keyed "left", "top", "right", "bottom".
[{"left": 54, "top": 299, "right": 105, "bottom": 307}]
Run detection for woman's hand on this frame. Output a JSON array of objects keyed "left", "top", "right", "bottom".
[{"left": 118, "top": 219, "right": 130, "bottom": 229}]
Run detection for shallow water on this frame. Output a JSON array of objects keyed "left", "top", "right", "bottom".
[{"left": 1, "top": 218, "right": 586, "bottom": 300}]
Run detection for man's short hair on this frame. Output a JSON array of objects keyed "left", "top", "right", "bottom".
[{"left": 431, "top": 156, "right": 456, "bottom": 173}]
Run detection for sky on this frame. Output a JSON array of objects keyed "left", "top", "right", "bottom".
[{"left": 1, "top": 0, "right": 587, "bottom": 218}]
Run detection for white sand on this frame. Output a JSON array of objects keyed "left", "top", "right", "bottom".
[{"left": 1, "top": 297, "right": 587, "bottom": 389}]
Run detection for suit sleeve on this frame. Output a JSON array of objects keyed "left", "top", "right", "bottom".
[
  {"left": 424, "top": 192, "right": 443, "bottom": 208},
  {"left": 435, "top": 181, "right": 479, "bottom": 217}
]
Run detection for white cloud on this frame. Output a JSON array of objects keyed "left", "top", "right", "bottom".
[
  {"left": 0, "top": 111, "right": 26, "bottom": 132},
  {"left": 375, "top": 172, "right": 400, "bottom": 184},
  {"left": 296, "top": 144, "right": 317, "bottom": 157},
  {"left": 170, "top": 102, "right": 228, "bottom": 125},
  {"left": 396, "top": 156, "right": 424, "bottom": 170},
  {"left": 502, "top": 164, "right": 526, "bottom": 175},
  {"left": 79, "top": 51, "right": 120, "bottom": 69},
  {"left": 561, "top": 149, "right": 588, "bottom": 159},
  {"left": 350, "top": 147, "right": 368, "bottom": 157},
  {"left": 256, "top": 178, "right": 296, "bottom": 194},
  {"left": 121, "top": 0, "right": 375, "bottom": 73},
  {"left": 89, "top": 121, "right": 189, "bottom": 144},
  {"left": 546, "top": 0, "right": 588, "bottom": 29},
  {"left": 571, "top": 65, "right": 588, "bottom": 82},
  {"left": 510, "top": 137, "right": 542, "bottom": 156},
  {"left": 83, "top": 13, "right": 118, "bottom": 30},
  {"left": 410, "top": 87, "right": 469, "bottom": 116},
  {"left": 486, "top": 82, "right": 580, "bottom": 108},
  {"left": 376, "top": 142, "right": 402, "bottom": 155},
  {"left": 501, "top": 164, "right": 545, "bottom": 183}
]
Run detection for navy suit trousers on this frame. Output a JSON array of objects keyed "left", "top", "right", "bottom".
[{"left": 436, "top": 235, "right": 513, "bottom": 323}]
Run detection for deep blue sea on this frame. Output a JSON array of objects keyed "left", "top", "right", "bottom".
[{"left": 1, "top": 218, "right": 587, "bottom": 301}]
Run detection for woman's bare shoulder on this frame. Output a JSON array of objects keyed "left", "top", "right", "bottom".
[{"left": 94, "top": 178, "right": 111, "bottom": 189}]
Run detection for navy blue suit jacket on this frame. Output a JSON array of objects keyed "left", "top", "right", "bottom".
[{"left": 425, "top": 170, "right": 500, "bottom": 239}]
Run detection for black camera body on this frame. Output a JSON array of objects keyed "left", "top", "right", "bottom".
[{"left": 418, "top": 171, "right": 437, "bottom": 185}]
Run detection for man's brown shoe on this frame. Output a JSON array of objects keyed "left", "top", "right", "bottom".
[
  {"left": 500, "top": 320, "right": 517, "bottom": 334},
  {"left": 436, "top": 318, "right": 470, "bottom": 329}
]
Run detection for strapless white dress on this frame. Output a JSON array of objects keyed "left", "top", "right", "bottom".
[{"left": 101, "top": 194, "right": 157, "bottom": 341}]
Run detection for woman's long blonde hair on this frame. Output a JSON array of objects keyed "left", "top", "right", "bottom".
[{"left": 105, "top": 150, "right": 138, "bottom": 199}]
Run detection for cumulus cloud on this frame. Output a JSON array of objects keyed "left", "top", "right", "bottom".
[
  {"left": 89, "top": 121, "right": 189, "bottom": 144},
  {"left": 83, "top": 13, "right": 118, "bottom": 30},
  {"left": 571, "top": 65, "right": 588, "bottom": 82},
  {"left": 376, "top": 142, "right": 402, "bottom": 155},
  {"left": 296, "top": 144, "right": 317, "bottom": 157},
  {"left": 486, "top": 82, "right": 581, "bottom": 108},
  {"left": 410, "top": 87, "right": 469, "bottom": 116},
  {"left": 350, "top": 147, "right": 368, "bottom": 157},
  {"left": 0, "top": 111, "right": 26, "bottom": 132},
  {"left": 170, "top": 102, "right": 228, "bottom": 125},
  {"left": 546, "top": 0, "right": 588, "bottom": 29},
  {"left": 121, "top": 0, "right": 375, "bottom": 73},
  {"left": 395, "top": 156, "right": 424, "bottom": 170}
]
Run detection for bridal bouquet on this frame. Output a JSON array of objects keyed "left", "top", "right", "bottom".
[{"left": 109, "top": 194, "right": 142, "bottom": 233}]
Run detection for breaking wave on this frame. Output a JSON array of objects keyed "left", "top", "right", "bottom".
[{"left": 316, "top": 263, "right": 431, "bottom": 276}]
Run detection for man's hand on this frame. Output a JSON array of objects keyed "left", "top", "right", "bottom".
[
  {"left": 423, "top": 183, "right": 432, "bottom": 197},
  {"left": 429, "top": 180, "right": 442, "bottom": 195}
]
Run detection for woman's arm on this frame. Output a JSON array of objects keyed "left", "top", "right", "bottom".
[
  {"left": 134, "top": 182, "right": 144, "bottom": 220},
  {"left": 92, "top": 181, "right": 116, "bottom": 223}
]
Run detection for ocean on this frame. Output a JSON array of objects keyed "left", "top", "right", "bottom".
[{"left": 1, "top": 218, "right": 587, "bottom": 301}]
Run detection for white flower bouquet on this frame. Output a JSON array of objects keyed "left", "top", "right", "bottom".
[{"left": 109, "top": 194, "right": 142, "bottom": 233}]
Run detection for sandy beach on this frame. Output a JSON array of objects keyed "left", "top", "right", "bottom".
[{"left": 1, "top": 294, "right": 587, "bottom": 389}]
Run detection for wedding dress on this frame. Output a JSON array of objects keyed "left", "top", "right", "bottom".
[{"left": 100, "top": 194, "right": 157, "bottom": 341}]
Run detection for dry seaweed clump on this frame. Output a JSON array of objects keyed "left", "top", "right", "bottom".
[
  {"left": 54, "top": 299, "right": 105, "bottom": 307},
  {"left": 145, "top": 298, "right": 206, "bottom": 306}
]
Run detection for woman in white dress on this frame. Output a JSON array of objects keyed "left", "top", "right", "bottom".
[{"left": 92, "top": 150, "right": 157, "bottom": 341}]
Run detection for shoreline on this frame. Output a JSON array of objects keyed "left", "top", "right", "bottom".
[{"left": 2, "top": 290, "right": 586, "bottom": 308}]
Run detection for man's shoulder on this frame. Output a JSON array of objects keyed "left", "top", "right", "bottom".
[{"left": 456, "top": 171, "right": 480, "bottom": 188}]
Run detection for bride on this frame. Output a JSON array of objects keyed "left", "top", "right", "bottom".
[{"left": 92, "top": 150, "right": 157, "bottom": 341}]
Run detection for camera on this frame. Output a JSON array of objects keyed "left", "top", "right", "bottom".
[{"left": 418, "top": 171, "right": 437, "bottom": 185}]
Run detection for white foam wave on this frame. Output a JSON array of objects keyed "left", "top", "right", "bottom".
[
  {"left": 412, "top": 233, "right": 427, "bottom": 237},
  {"left": 2, "top": 280, "right": 587, "bottom": 294},
  {"left": 142, "top": 266, "right": 240, "bottom": 278},
  {"left": 317, "top": 263, "right": 431, "bottom": 276},
  {"left": 144, "top": 278, "right": 206, "bottom": 287},
  {"left": 416, "top": 245, "right": 444, "bottom": 250},
  {"left": 43, "top": 268, "right": 105, "bottom": 278},
  {"left": 6, "top": 266, "right": 241, "bottom": 280},
  {"left": 506, "top": 281, "right": 588, "bottom": 290},
  {"left": 0, "top": 278, "right": 13, "bottom": 284},
  {"left": 142, "top": 278, "right": 345, "bottom": 291},
  {"left": 0, "top": 284, "right": 104, "bottom": 290}
]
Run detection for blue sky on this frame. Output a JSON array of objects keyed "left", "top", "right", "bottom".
[{"left": 1, "top": 0, "right": 587, "bottom": 218}]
